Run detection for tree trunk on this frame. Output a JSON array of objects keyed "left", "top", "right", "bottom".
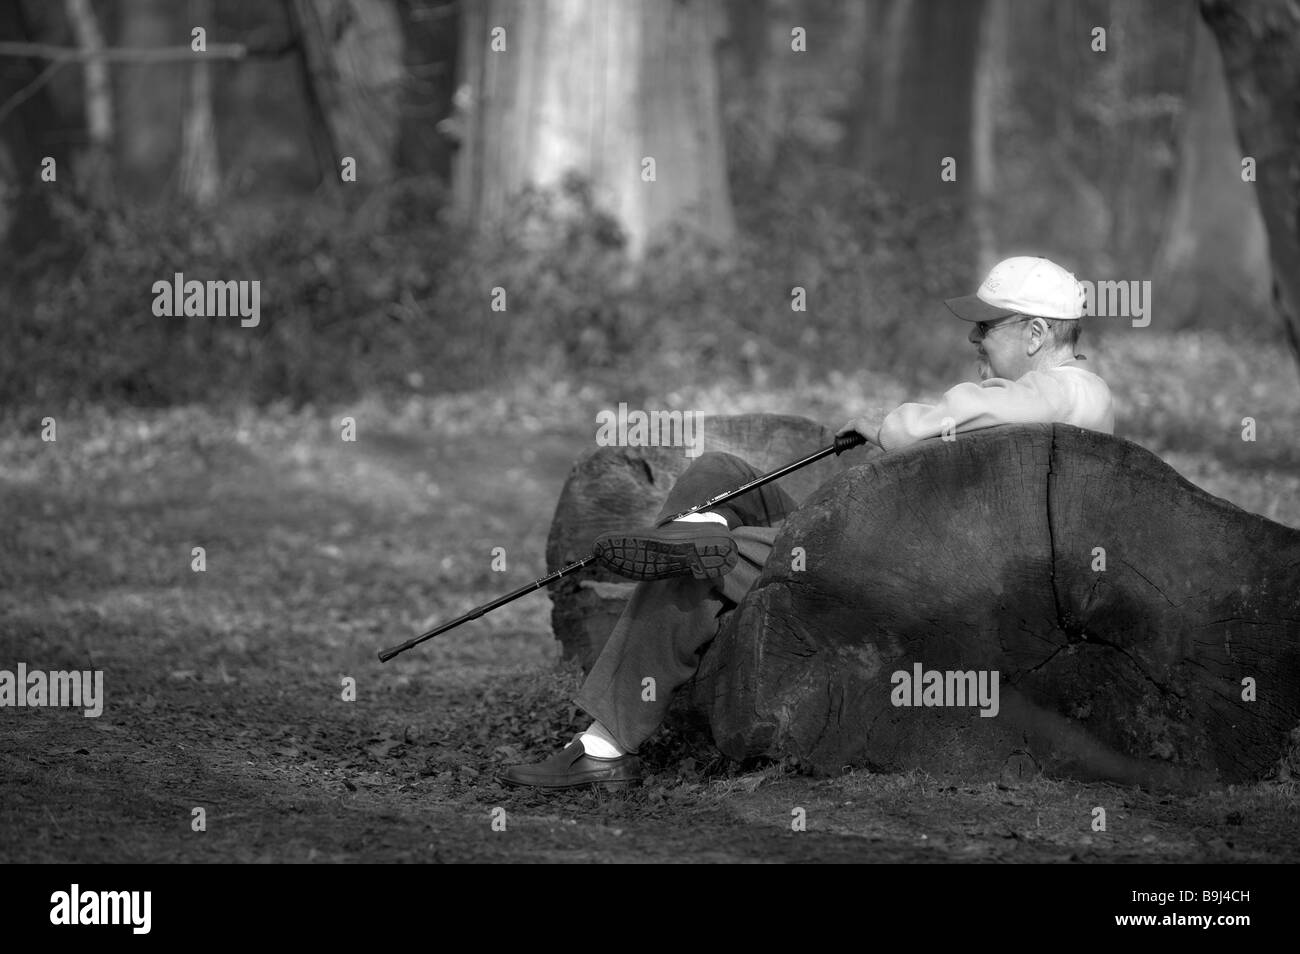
[
  {"left": 1152, "top": 17, "right": 1270, "bottom": 330},
  {"left": 692, "top": 424, "right": 1300, "bottom": 789},
  {"left": 397, "top": 0, "right": 458, "bottom": 179},
  {"left": 545, "top": 413, "right": 850, "bottom": 670},
  {"left": 1200, "top": 0, "right": 1300, "bottom": 374},
  {"left": 287, "top": 0, "right": 403, "bottom": 187},
  {"left": 848, "top": 0, "right": 909, "bottom": 182},
  {"left": 284, "top": 0, "right": 342, "bottom": 189},
  {"left": 853, "top": 0, "right": 984, "bottom": 204},
  {"left": 718, "top": 0, "right": 780, "bottom": 178},
  {"left": 179, "top": 0, "right": 219, "bottom": 207},
  {"left": 971, "top": 0, "right": 1006, "bottom": 273},
  {"left": 454, "top": 0, "right": 736, "bottom": 259},
  {"left": 64, "top": 0, "right": 113, "bottom": 200},
  {"left": 115, "top": 0, "right": 182, "bottom": 202},
  {"left": 0, "top": 1, "right": 69, "bottom": 256}
]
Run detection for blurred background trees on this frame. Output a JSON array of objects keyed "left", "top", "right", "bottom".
[
  {"left": 454, "top": 0, "right": 734, "bottom": 258},
  {"left": 0, "top": 0, "right": 1293, "bottom": 406}
]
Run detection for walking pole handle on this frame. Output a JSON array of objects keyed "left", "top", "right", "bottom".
[{"left": 833, "top": 431, "right": 869, "bottom": 455}]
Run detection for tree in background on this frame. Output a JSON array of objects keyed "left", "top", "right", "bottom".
[
  {"left": 1153, "top": 16, "right": 1269, "bottom": 332},
  {"left": 179, "top": 0, "right": 219, "bottom": 206},
  {"left": 397, "top": 0, "right": 459, "bottom": 180},
  {"left": 115, "top": 0, "right": 183, "bottom": 202},
  {"left": 971, "top": 0, "right": 1008, "bottom": 271},
  {"left": 988, "top": 0, "right": 1188, "bottom": 283},
  {"left": 453, "top": 0, "right": 735, "bottom": 258},
  {"left": 64, "top": 0, "right": 113, "bottom": 199},
  {"left": 851, "top": 0, "right": 985, "bottom": 208},
  {"left": 288, "top": 0, "right": 405, "bottom": 186},
  {"left": 1202, "top": 0, "right": 1300, "bottom": 372},
  {"left": 0, "top": 1, "right": 70, "bottom": 258}
]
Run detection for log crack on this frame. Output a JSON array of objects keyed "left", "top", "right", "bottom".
[
  {"left": 1080, "top": 627, "right": 1188, "bottom": 702},
  {"left": 1023, "top": 641, "right": 1069, "bottom": 677},
  {"left": 1043, "top": 427, "right": 1072, "bottom": 638},
  {"left": 1117, "top": 558, "right": 1182, "bottom": 609},
  {"left": 1044, "top": 429, "right": 1183, "bottom": 702}
]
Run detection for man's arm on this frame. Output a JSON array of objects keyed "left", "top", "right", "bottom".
[{"left": 876, "top": 371, "right": 1078, "bottom": 451}]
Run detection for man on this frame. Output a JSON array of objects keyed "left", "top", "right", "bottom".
[{"left": 501, "top": 256, "right": 1114, "bottom": 789}]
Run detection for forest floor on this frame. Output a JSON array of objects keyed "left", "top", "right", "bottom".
[{"left": 3, "top": 330, "right": 1299, "bottom": 863}]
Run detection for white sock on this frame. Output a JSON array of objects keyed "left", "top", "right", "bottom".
[
  {"left": 673, "top": 510, "right": 729, "bottom": 526},
  {"left": 579, "top": 720, "right": 626, "bottom": 758}
]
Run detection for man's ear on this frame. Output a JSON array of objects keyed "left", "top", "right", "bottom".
[{"left": 1026, "top": 318, "right": 1048, "bottom": 355}]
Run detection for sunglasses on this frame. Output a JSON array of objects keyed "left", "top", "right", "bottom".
[{"left": 974, "top": 315, "right": 1035, "bottom": 339}]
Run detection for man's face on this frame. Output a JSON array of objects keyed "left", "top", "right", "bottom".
[{"left": 968, "top": 315, "right": 1032, "bottom": 380}]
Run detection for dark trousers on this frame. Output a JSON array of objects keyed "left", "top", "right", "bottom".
[{"left": 574, "top": 452, "right": 799, "bottom": 752}]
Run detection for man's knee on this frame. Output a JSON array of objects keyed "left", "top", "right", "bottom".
[{"left": 682, "top": 450, "right": 759, "bottom": 480}]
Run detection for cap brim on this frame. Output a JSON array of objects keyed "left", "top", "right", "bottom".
[{"left": 943, "top": 295, "right": 1017, "bottom": 322}]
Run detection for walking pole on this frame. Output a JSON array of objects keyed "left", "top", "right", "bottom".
[{"left": 377, "top": 432, "right": 867, "bottom": 662}]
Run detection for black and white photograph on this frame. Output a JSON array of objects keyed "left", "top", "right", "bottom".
[{"left": 1, "top": 0, "right": 1297, "bottom": 901}]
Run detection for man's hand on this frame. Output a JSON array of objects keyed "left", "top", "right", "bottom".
[{"left": 835, "top": 418, "right": 882, "bottom": 448}]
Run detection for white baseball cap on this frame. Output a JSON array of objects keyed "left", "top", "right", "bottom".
[{"left": 945, "top": 256, "right": 1085, "bottom": 322}]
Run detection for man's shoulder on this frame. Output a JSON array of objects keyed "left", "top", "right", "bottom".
[
  {"left": 1052, "top": 356, "right": 1104, "bottom": 375},
  {"left": 1043, "top": 359, "right": 1110, "bottom": 387},
  {"left": 991, "top": 361, "right": 1106, "bottom": 387}
]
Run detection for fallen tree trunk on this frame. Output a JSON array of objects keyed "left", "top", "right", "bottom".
[
  {"left": 545, "top": 413, "right": 850, "bottom": 670},
  {"left": 690, "top": 423, "right": 1300, "bottom": 789}
]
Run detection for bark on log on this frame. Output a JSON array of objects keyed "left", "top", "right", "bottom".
[
  {"left": 545, "top": 413, "right": 851, "bottom": 670},
  {"left": 690, "top": 423, "right": 1300, "bottom": 790}
]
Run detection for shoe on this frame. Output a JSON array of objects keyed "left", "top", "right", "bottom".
[
  {"left": 499, "top": 738, "right": 641, "bottom": 790},
  {"left": 592, "top": 522, "right": 737, "bottom": 581}
]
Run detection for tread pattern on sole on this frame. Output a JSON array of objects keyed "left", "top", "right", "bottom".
[
  {"left": 499, "top": 775, "right": 639, "bottom": 790},
  {"left": 594, "top": 532, "right": 738, "bottom": 580}
]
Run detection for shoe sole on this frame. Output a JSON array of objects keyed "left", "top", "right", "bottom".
[
  {"left": 593, "top": 528, "right": 738, "bottom": 581},
  {"left": 498, "top": 773, "right": 640, "bottom": 791}
]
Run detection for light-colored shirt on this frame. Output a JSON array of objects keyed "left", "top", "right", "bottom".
[{"left": 878, "top": 357, "right": 1115, "bottom": 452}]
